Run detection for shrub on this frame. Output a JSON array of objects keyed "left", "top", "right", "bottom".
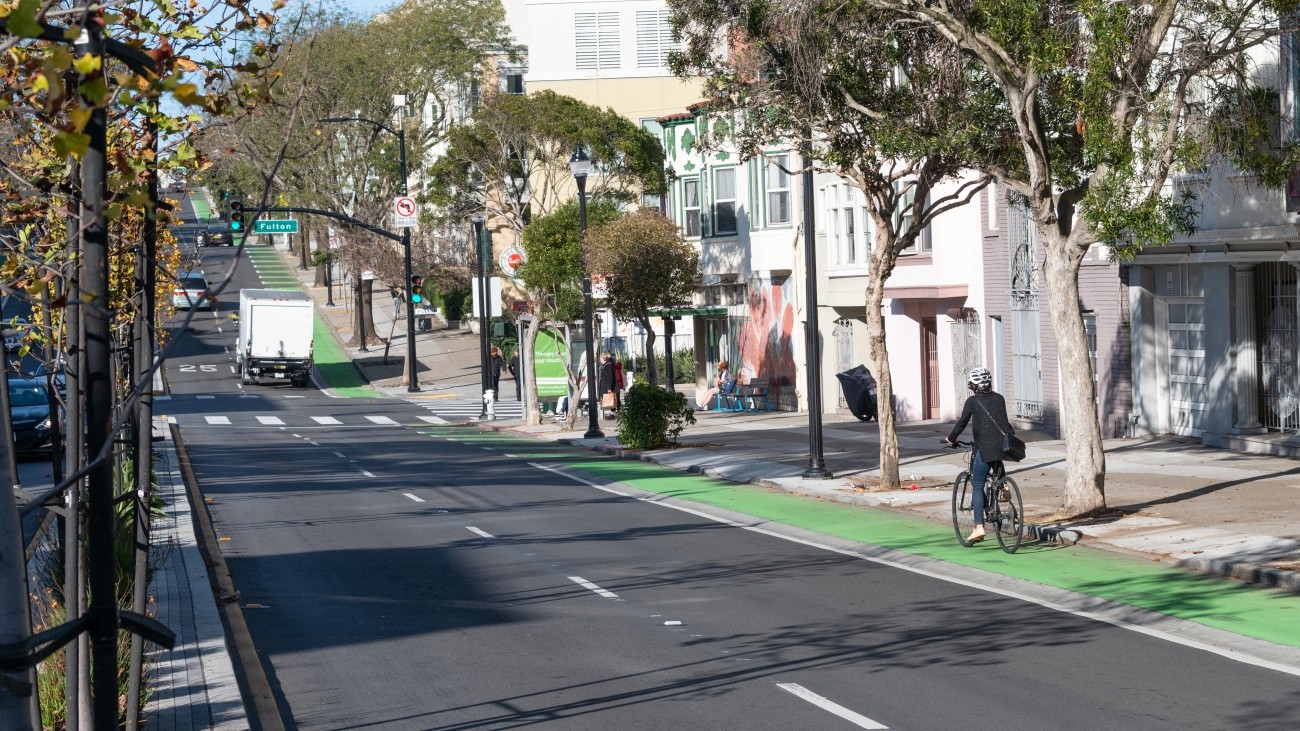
[
  {"left": 616, "top": 382, "right": 696, "bottom": 449},
  {"left": 441, "top": 288, "right": 472, "bottom": 321},
  {"left": 651, "top": 346, "right": 695, "bottom": 384}
]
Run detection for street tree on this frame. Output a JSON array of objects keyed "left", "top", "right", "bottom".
[
  {"left": 202, "top": 0, "right": 512, "bottom": 347},
  {"left": 427, "top": 90, "right": 666, "bottom": 425},
  {"left": 586, "top": 209, "right": 700, "bottom": 388},
  {"left": 673, "top": 0, "right": 1300, "bottom": 513},
  {"left": 517, "top": 198, "right": 622, "bottom": 430},
  {"left": 669, "top": 0, "right": 999, "bottom": 488},
  {"left": 1, "top": 1, "right": 282, "bottom": 726},
  {"left": 810, "top": 0, "right": 1300, "bottom": 515}
]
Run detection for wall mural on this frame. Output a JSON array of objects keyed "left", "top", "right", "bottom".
[{"left": 737, "top": 279, "right": 797, "bottom": 405}]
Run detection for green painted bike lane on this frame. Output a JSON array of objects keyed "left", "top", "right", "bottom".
[
  {"left": 241, "top": 247, "right": 375, "bottom": 399},
  {"left": 418, "top": 426, "right": 1300, "bottom": 651}
]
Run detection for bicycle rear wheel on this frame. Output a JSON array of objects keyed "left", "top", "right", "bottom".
[
  {"left": 992, "top": 475, "right": 1024, "bottom": 553},
  {"left": 951, "top": 471, "right": 977, "bottom": 547}
]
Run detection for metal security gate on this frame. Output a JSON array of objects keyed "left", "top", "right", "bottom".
[
  {"left": 1259, "top": 262, "right": 1298, "bottom": 432},
  {"left": 1008, "top": 204, "right": 1044, "bottom": 421},
  {"left": 951, "top": 310, "right": 982, "bottom": 410},
  {"left": 832, "top": 317, "right": 855, "bottom": 408},
  {"left": 1164, "top": 298, "right": 1207, "bottom": 436}
]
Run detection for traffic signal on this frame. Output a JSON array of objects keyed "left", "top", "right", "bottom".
[
  {"left": 409, "top": 275, "right": 424, "bottom": 305},
  {"left": 226, "top": 196, "right": 246, "bottom": 232}
]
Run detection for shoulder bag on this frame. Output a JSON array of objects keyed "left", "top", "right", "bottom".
[{"left": 975, "top": 398, "right": 1026, "bottom": 462}]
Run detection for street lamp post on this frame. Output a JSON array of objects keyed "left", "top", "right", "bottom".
[
  {"left": 570, "top": 146, "right": 603, "bottom": 439},
  {"left": 472, "top": 215, "right": 492, "bottom": 418},
  {"left": 320, "top": 103, "right": 419, "bottom": 392}
]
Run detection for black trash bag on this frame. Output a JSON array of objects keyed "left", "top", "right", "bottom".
[{"left": 836, "top": 365, "right": 878, "bottom": 422}]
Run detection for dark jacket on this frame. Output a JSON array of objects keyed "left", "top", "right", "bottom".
[
  {"left": 490, "top": 355, "right": 505, "bottom": 380},
  {"left": 598, "top": 359, "right": 616, "bottom": 394},
  {"left": 947, "top": 391, "right": 1015, "bottom": 464}
]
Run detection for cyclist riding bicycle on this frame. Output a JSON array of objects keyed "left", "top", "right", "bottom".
[{"left": 943, "top": 366, "right": 1016, "bottom": 544}]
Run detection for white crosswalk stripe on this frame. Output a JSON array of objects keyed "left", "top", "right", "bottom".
[
  {"left": 186, "top": 414, "right": 408, "bottom": 427},
  {"left": 416, "top": 398, "right": 525, "bottom": 419}
]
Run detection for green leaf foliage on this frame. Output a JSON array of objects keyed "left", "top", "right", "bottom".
[
  {"left": 586, "top": 208, "right": 699, "bottom": 323},
  {"left": 616, "top": 382, "right": 696, "bottom": 449},
  {"left": 518, "top": 197, "right": 622, "bottom": 323}
]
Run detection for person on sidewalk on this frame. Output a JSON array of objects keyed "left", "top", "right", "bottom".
[
  {"left": 508, "top": 351, "right": 521, "bottom": 401},
  {"left": 489, "top": 345, "right": 505, "bottom": 398},
  {"left": 696, "top": 361, "right": 735, "bottom": 410},
  {"left": 943, "top": 366, "right": 1014, "bottom": 544},
  {"left": 612, "top": 357, "right": 625, "bottom": 411},
  {"left": 597, "top": 352, "right": 617, "bottom": 418}
]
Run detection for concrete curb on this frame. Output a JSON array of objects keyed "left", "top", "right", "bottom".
[{"left": 474, "top": 421, "right": 1300, "bottom": 593}]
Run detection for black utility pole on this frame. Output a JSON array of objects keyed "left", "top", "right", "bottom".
[
  {"left": 77, "top": 4, "right": 124, "bottom": 726},
  {"left": 472, "top": 216, "right": 491, "bottom": 418},
  {"left": 570, "top": 146, "right": 603, "bottom": 439},
  {"left": 801, "top": 143, "right": 832, "bottom": 479}
]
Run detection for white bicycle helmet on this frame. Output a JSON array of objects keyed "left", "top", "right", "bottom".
[{"left": 967, "top": 366, "right": 992, "bottom": 389}]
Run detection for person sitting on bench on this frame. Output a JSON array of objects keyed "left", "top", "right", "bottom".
[{"left": 696, "top": 361, "right": 736, "bottom": 410}]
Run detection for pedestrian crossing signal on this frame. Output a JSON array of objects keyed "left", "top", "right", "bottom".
[{"left": 227, "top": 196, "right": 246, "bottom": 232}]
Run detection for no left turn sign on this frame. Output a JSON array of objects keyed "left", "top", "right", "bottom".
[{"left": 393, "top": 196, "right": 418, "bottom": 228}]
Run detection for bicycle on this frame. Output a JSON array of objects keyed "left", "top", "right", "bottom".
[{"left": 946, "top": 440, "right": 1024, "bottom": 553}]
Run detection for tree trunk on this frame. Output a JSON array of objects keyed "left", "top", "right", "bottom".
[
  {"left": 864, "top": 239, "right": 901, "bottom": 489},
  {"left": 298, "top": 226, "right": 309, "bottom": 270},
  {"left": 640, "top": 316, "right": 658, "bottom": 387},
  {"left": 1043, "top": 238, "right": 1107, "bottom": 516},
  {"left": 562, "top": 324, "right": 582, "bottom": 431},
  {"left": 313, "top": 223, "right": 327, "bottom": 287},
  {"left": 523, "top": 317, "right": 542, "bottom": 426},
  {"left": 349, "top": 274, "right": 366, "bottom": 347},
  {"left": 361, "top": 278, "right": 378, "bottom": 344}
]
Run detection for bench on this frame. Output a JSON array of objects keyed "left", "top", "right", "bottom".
[
  {"left": 736, "top": 379, "right": 771, "bottom": 412},
  {"left": 712, "top": 378, "right": 771, "bottom": 413}
]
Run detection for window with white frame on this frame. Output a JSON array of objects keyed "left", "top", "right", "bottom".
[
  {"left": 894, "top": 179, "right": 932, "bottom": 254},
  {"left": 682, "top": 178, "right": 701, "bottom": 237},
  {"left": 842, "top": 194, "right": 857, "bottom": 265},
  {"left": 713, "top": 167, "right": 737, "bottom": 235},
  {"left": 576, "top": 12, "right": 620, "bottom": 70},
  {"left": 765, "top": 154, "right": 791, "bottom": 225},
  {"left": 859, "top": 203, "right": 874, "bottom": 255},
  {"left": 636, "top": 10, "right": 678, "bottom": 68}
]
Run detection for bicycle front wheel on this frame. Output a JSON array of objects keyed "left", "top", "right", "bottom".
[
  {"left": 951, "top": 471, "right": 977, "bottom": 547},
  {"left": 992, "top": 475, "right": 1024, "bottom": 553}
]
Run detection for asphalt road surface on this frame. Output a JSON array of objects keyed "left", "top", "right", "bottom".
[{"left": 160, "top": 208, "right": 1300, "bottom": 730}]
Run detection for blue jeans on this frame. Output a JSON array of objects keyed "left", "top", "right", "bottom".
[{"left": 971, "top": 449, "right": 991, "bottom": 526}]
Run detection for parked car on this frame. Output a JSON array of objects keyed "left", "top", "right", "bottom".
[
  {"left": 31, "top": 361, "right": 66, "bottom": 396},
  {"left": 172, "top": 272, "right": 213, "bottom": 310},
  {"left": 3, "top": 320, "right": 32, "bottom": 352},
  {"left": 8, "top": 378, "right": 52, "bottom": 456},
  {"left": 204, "top": 230, "right": 232, "bottom": 247}
]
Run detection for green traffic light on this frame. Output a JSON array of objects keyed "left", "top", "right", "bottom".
[{"left": 231, "top": 220, "right": 242, "bottom": 230}]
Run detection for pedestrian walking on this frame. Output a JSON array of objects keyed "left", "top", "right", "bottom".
[
  {"left": 943, "top": 366, "right": 1015, "bottom": 544},
  {"left": 612, "top": 357, "right": 625, "bottom": 411},
  {"left": 490, "top": 345, "right": 505, "bottom": 398},
  {"left": 597, "top": 352, "right": 616, "bottom": 418}
]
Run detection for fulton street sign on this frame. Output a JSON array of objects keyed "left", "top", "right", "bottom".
[{"left": 253, "top": 219, "right": 300, "bottom": 235}]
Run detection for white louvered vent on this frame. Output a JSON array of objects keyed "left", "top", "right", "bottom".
[
  {"left": 576, "top": 12, "right": 621, "bottom": 70},
  {"left": 636, "top": 10, "right": 678, "bottom": 68}
]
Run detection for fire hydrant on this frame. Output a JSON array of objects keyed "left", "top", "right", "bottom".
[{"left": 484, "top": 389, "right": 497, "bottom": 420}]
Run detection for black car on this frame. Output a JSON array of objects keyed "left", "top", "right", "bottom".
[{"left": 8, "top": 378, "right": 52, "bottom": 455}]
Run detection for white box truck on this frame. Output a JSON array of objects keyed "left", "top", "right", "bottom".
[{"left": 237, "top": 289, "right": 314, "bottom": 387}]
